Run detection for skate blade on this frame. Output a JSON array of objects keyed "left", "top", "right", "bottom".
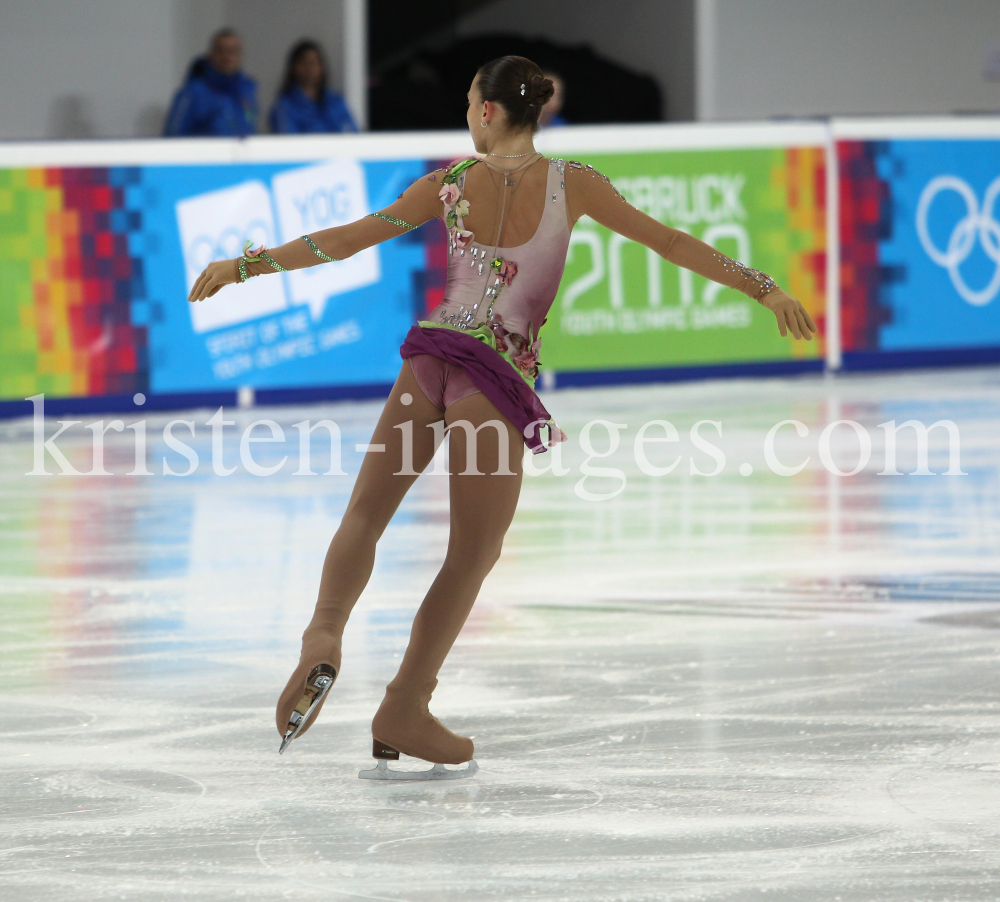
[
  {"left": 278, "top": 664, "right": 337, "bottom": 755},
  {"left": 358, "top": 758, "right": 479, "bottom": 781}
]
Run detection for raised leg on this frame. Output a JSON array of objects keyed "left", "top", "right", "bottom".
[
  {"left": 275, "top": 359, "right": 445, "bottom": 737},
  {"left": 371, "top": 391, "right": 526, "bottom": 764}
]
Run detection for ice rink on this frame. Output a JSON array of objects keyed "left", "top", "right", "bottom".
[{"left": 1, "top": 365, "right": 999, "bottom": 901}]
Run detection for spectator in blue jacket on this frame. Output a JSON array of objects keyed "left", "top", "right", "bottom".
[
  {"left": 270, "top": 40, "right": 358, "bottom": 134},
  {"left": 164, "top": 29, "right": 258, "bottom": 137}
]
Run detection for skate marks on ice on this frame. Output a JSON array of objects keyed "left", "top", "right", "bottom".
[
  {"left": 2, "top": 767, "right": 205, "bottom": 822},
  {"left": 255, "top": 610, "right": 1000, "bottom": 901},
  {"left": 0, "top": 699, "right": 98, "bottom": 740},
  {"left": 252, "top": 775, "right": 610, "bottom": 898}
]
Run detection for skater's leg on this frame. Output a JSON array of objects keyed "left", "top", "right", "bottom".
[
  {"left": 276, "top": 360, "right": 444, "bottom": 736},
  {"left": 372, "top": 392, "right": 525, "bottom": 764},
  {"left": 393, "top": 396, "right": 524, "bottom": 684},
  {"left": 309, "top": 359, "right": 445, "bottom": 640}
]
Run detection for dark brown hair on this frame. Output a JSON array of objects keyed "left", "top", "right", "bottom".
[
  {"left": 281, "top": 40, "right": 328, "bottom": 99},
  {"left": 476, "top": 56, "right": 555, "bottom": 132}
]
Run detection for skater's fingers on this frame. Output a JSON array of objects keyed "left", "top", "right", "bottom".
[
  {"left": 198, "top": 277, "right": 216, "bottom": 301},
  {"left": 188, "top": 271, "right": 209, "bottom": 302},
  {"left": 197, "top": 270, "right": 220, "bottom": 302},
  {"left": 801, "top": 305, "right": 819, "bottom": 334},
  {"left": 785, "top": 307, "right": 801, "bottom": 340},
  {"left": 794, "top": 307, "right": 812, "bottom": 341},
  {"left": 774, "top": 307, "right": 787, "bottom": 338},
  {"left": 785, "top": 306, "right": 803, "bottom": 340},
  {"left": 195, "top": 273, "right": 214, "bottom": 302}
]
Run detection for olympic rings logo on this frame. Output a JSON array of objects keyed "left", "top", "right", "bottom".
[
  {"left": 916, "top": 175, "right": 1000, "bottom": 307},
  {"left": 186, "top": 219, "right": 271, "bottom": 274}
]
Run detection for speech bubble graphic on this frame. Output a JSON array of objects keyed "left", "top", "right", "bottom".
[
  {"left": 176, "top": 180, "right": 289, "bottom": 334},
  {"left": 272, "top": 160, "right": 381, "bottom": 322}
]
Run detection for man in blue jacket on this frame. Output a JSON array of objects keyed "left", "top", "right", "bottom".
[{"left": 164, "top": 30, "right": 258, "bottom": 137}]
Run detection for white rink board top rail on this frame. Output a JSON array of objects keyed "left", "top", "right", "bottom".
[
  {"left": 0, "top": 122, "right": 829, "bottom": 170},
  {"left": 535, "top": 122, "right": 827, "bottom": 154},
  {"left": 831, "top": 116, "right": 1000, "bottom": 141}
]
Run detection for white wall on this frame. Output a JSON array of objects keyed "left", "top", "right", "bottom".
[
  {"left": 0, "top": 0, "right": 175, "bottom": 139},
  {"left": 698, "top": 0, "right": 1000, "bottom": 120},
  {"left": 7, "top": 0, "right": 998, "bottom": 139},
  {"left": 455, "top": 0, "right": 696, "bottom": 121},
  {"left": 0, "top": 0, "right": 352, "bottom": 140}
]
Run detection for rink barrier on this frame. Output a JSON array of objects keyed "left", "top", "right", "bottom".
[
  {"left": 837, "top": 347, "right": 1000, "bottom": 372},
  {"left": 0, "top": 118, "right": 998, "bottom": 420},
  {"left": 0, "top": 361, "right": 829, "bottom": 419},
  {"left": 548, "top": 358, "right": 823, "bottom": 390},
  {"left": 0, "top": 381, "right": 397, "bottom": 420}
]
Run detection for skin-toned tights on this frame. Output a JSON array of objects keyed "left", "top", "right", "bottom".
[{"left": 274, "top": 358, "right": 524, "bottom": 742}]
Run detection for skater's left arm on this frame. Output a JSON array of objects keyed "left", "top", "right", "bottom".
[
  {"left": 188, "top": 171, "right": 445, "bottom": 302},
  {"left": 566, "top": 165, "right": 819, "bottom": 341}
]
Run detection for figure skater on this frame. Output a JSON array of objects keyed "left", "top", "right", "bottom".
[{"left": 187, "top": 55, "right": 818, "bottom": 780}]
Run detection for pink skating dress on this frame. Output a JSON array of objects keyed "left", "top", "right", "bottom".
[{"left": 400, "top": 157, "right": 571, "bottom": 453}]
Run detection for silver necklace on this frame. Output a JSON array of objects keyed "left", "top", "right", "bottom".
[{"left": 486, "top": 150, "right": 537, "bottom": 158}]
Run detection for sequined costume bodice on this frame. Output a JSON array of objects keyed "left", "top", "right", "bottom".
[{"left": 427, "top": 159, "right": 570, "bottom": 362}]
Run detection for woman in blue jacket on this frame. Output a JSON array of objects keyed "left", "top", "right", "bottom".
[{"left": 270, "top": 40, "right": 358, "bottom": 134}]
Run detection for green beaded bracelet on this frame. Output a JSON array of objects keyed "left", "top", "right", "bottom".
[
  {"left": 301, "top": 235, "right": 340, "bottom": 262},
  {"left": 238, "top": 240, "right": 287, "bottom": 280},
  {"left": 256, "top": 249, "right": 288, "bottom": 272},
  {"left": 368, "top": 211, "right": 417, "bottom": 231}
]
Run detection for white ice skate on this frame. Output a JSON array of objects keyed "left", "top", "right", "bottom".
[
  {"left": 278, "top": 663, "right": 337, "bottom": 754},
  {"left": 358, "top": 739, "right": 478, "bottom": 781}
]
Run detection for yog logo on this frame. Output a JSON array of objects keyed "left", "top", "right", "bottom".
[
  {"left": 916, "top": 175, "right": 1000, "bottom": 307},
  {"left": 175, "top": 163, "right": 380, "bottom": 335}
]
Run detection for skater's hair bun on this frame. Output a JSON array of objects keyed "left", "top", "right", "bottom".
[{"left": 476, "top": 56, "right": 554, "bottom": 132}]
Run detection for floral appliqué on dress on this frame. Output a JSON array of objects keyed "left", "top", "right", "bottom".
[
  {"left": 485, "top": 312, "right": 544, "bottom": 382},
  {"left": 439, "top": 160, "right": 477, "bottom": 251}
]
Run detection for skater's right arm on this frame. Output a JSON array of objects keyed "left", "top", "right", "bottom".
[
  {"left": 565, "top": 164, "right": 819, "bottom": 341},
  {"left": 187, "top": 170, "right": 447, "bottom": 302}
]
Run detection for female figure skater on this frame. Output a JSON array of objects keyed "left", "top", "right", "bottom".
[{"left": 188, "top": 56, "right": 818, "bottom": 779}]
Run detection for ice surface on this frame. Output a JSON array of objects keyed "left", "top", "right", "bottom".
[{"left": 1, "top": 367, "right": 999, "bottom": 901}]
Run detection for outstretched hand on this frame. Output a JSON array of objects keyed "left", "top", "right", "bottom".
[
  {"left": 188, "top": 259, "right": 240, "bottom": 303},
  {"left": 761, "top": 289, "right": 819, "bottom": 341}
]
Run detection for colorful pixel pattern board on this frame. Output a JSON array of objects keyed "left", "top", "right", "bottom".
[
  {"left": 0, "top": 167, "right": 147, "bottom": 400},
  {"left": 838, "top": 139, "right": 1000, "bottom": 357}
]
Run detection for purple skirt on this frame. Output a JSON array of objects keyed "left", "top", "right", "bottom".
[{"left": 399, "top": 324, "right": 560, "bottom": 454}]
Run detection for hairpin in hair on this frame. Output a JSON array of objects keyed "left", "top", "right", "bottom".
[{"left": 520, "top": 83, "right": 526, "bottom": 96}]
